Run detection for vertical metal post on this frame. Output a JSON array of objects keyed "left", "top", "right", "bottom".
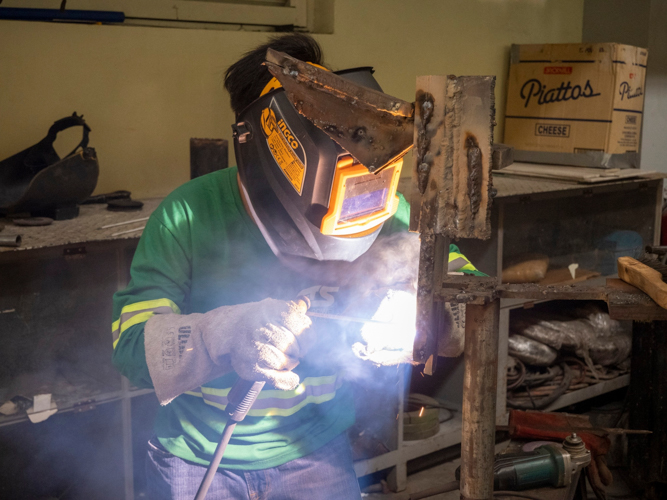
[{"left": 460, "top": 299, "right": 500, "bottom": 500}]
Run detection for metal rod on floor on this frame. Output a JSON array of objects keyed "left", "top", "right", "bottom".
[
  {"left": 100, "top": 217, "right": 149, "bottom": 229},
  {"left": 460, "top": 299, "right": 500, "bottom": 500}
]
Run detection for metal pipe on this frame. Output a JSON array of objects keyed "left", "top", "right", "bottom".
[
  {"left": 0, "top": 235, "right": 21, "bottom": 247},
  {"left": 460, "top": 299, "right": 500, "bottom": 500},
  {"left": 112, "top": 226, "right": 146, "bottom": 237},
  {"left": 100, "top": 217, "right": 149, "bottom": 229}
]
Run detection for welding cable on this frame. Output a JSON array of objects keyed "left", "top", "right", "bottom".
[
  {"left": 407, "top": 394, "right": 456, "bottom": 423},
  {"left": 562, "top": 357, "right": 588, "bottom": 386},
  {"left": 506, "top": 358, "right": 526, "bottom": 390},
  {"left": 507, "top": 363, "right": 573, "bottom": 410},
  {"left": 522, "top": 365, "right": 561, "bottom": 387}
]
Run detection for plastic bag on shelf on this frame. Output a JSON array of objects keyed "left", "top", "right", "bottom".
[
  {"left": 512, "top": 305, "right": 631, "bottom": 366},
  {"left": 508, "top": 334, "right": 558, "bottom": 366}
]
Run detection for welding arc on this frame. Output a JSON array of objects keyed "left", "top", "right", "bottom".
[{"left": 306, "top": 311, "right": 393, "bottom": 325}]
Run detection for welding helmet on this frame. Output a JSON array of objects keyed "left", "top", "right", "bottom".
[{"left": 233, "top": 66, "right": 403, "bottom": 262}]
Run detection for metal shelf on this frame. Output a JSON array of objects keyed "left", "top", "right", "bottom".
[
  {"left": 500, "top": 275, "right": 615, "bottom": 311},
  {"left": 545, "top": 374, "right": 630, "bottom": 412},
  {"left": 0, "top": 386, "right": 153, "bottom": 428}
]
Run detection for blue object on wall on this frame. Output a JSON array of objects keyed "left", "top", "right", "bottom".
[
  {"left": 0, "top": 7, "right": 125, "bottom": 23},
  {"left": 598, "top": 230, "right": 644, "bottom": 276}
]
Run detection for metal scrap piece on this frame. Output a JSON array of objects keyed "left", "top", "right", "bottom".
[{"left": 264, "top": 48, "right": 415, "bottom": 173}]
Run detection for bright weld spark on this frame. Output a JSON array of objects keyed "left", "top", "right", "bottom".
[
  {"left": 186, "top": 348, "right": 193, "bottom": 351},
  {"left": 361, "top": 289, "right": 417, "bottom": 354},
  {"left": 419, "top": 407, "right": 424, "bottom": 417}
]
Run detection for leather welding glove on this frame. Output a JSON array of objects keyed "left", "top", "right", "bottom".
[{"left": 144, "top": 299, "right": 313, "bottom": 405}]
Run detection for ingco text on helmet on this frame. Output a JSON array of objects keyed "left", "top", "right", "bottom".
[{"left": 261, "top": 103, "right": 307, "bottom": 195}]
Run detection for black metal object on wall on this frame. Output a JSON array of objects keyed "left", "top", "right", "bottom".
[{"left": 189, "top": 138, "right": 228, "bottom": 180}]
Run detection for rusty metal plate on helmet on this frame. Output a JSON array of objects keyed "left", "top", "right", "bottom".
[{"left": 265, "top": 48, "right": 415, "bottom": 173}]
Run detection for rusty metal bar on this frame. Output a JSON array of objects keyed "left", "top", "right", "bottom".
[{"left": 460, "top": 299, "right": 500, "bottom": 500}]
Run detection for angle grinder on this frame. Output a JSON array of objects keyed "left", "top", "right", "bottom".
[{"left": 455, "top": 433, "right": 592, "bottom": 493}]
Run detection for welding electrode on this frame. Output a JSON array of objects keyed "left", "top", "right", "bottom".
[{"left": 194, "top": 298, "right": 310, "bottom": 500}]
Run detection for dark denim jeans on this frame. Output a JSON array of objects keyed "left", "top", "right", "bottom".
[{"left": 145, "top": 433, "right": 362, "bottom": 500}]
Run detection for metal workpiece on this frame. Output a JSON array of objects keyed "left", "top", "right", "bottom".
[
  {"left": 0, "top": 234, "right": 21, "bottom": 247},
  {"left": 460, "top": 299, "right": 500, "bottom": 500},
  {"left": 413, "top": 232, "right": 449, "bottom": 373},
  {"left": 264, "top": 48, "right": 414, "bottom": 173}
]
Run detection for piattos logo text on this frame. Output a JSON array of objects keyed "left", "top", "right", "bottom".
[
  {"left": 618, "top": 82, "right": 643, "bottom": 101},
  {"left": 520, "top": 78, "right": 602, "bottom": 107}
]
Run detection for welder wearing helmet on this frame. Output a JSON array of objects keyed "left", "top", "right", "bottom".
[{"left": 111, "top": 34, "right": 483, "bottom": 500}]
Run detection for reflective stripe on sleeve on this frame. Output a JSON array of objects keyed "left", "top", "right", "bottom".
[
  {"left": 192, "top": 375, "right": 342, "bottom": 417},
  {"left": 448, "top": 251, "right": 478, "bottom": 273},
  {"left": 112, "top": 298, "right": 181, "bottom": 348}
]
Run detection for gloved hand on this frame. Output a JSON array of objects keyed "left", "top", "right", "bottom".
[{"left": 144, "top": 298, "right": 312, "bottom": 405}]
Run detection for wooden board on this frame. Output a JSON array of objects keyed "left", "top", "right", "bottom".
[
  {"left": 606, "top": 278, "right": 667, "bottom": 321},
  {"left": 539, "top": 267, "right": 600, "bottom": 285},
  {"left": 617, "top": 256, "right": 667, "bottom": 309},
  {"left": 495, "top": 162, "right": 654, "bottom": 183}
]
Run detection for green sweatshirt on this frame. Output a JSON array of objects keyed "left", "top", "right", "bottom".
[{"left": 111, "top": 166, "right": 482, "bottom": 470}]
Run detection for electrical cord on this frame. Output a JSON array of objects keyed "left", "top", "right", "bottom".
[
  {"left": 507, "top": 363, "right": 573, "bottom": 410},
  {"left": 406, "top": 394, "right": 457, "bottom": 423}
]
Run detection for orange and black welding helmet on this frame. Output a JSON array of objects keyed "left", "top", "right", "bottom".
[{"left": 233, "top": 66, "right": 403, "bottom": 261}]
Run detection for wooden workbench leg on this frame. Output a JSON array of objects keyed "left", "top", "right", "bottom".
[{"left": 460, "top": 299, "right": 500, "bottom": 500}]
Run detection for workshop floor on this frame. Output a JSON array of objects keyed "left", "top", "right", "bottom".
[{"left": 362, "top": 456, "right": 641, "bottom": 500}]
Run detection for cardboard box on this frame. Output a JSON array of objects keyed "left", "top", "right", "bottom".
[{"left": 504, "top": 43, "right": 648, "bottom": 168}]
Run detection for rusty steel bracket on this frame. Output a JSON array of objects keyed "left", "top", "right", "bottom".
[
  {"left": 264, "top": 48, "right": 414, "bottom": 173},
  {"left": 411, "top": 75, "right": 496, "bottom": 374}
]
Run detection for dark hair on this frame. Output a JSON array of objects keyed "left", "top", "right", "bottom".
[{"left": 224, "top": 33, "right": 324, "bottom": 117}]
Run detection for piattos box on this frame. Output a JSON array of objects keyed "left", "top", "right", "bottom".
[{"left": 504, "top": 43, "right": 648, "bottom": 168}]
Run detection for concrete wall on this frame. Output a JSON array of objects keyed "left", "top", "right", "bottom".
[
  {"left": 583, "top": 0, "right": 667, "bottom": 173},
  {"left": 0, "top": 0, "right": 584, "bottom": 198}
]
